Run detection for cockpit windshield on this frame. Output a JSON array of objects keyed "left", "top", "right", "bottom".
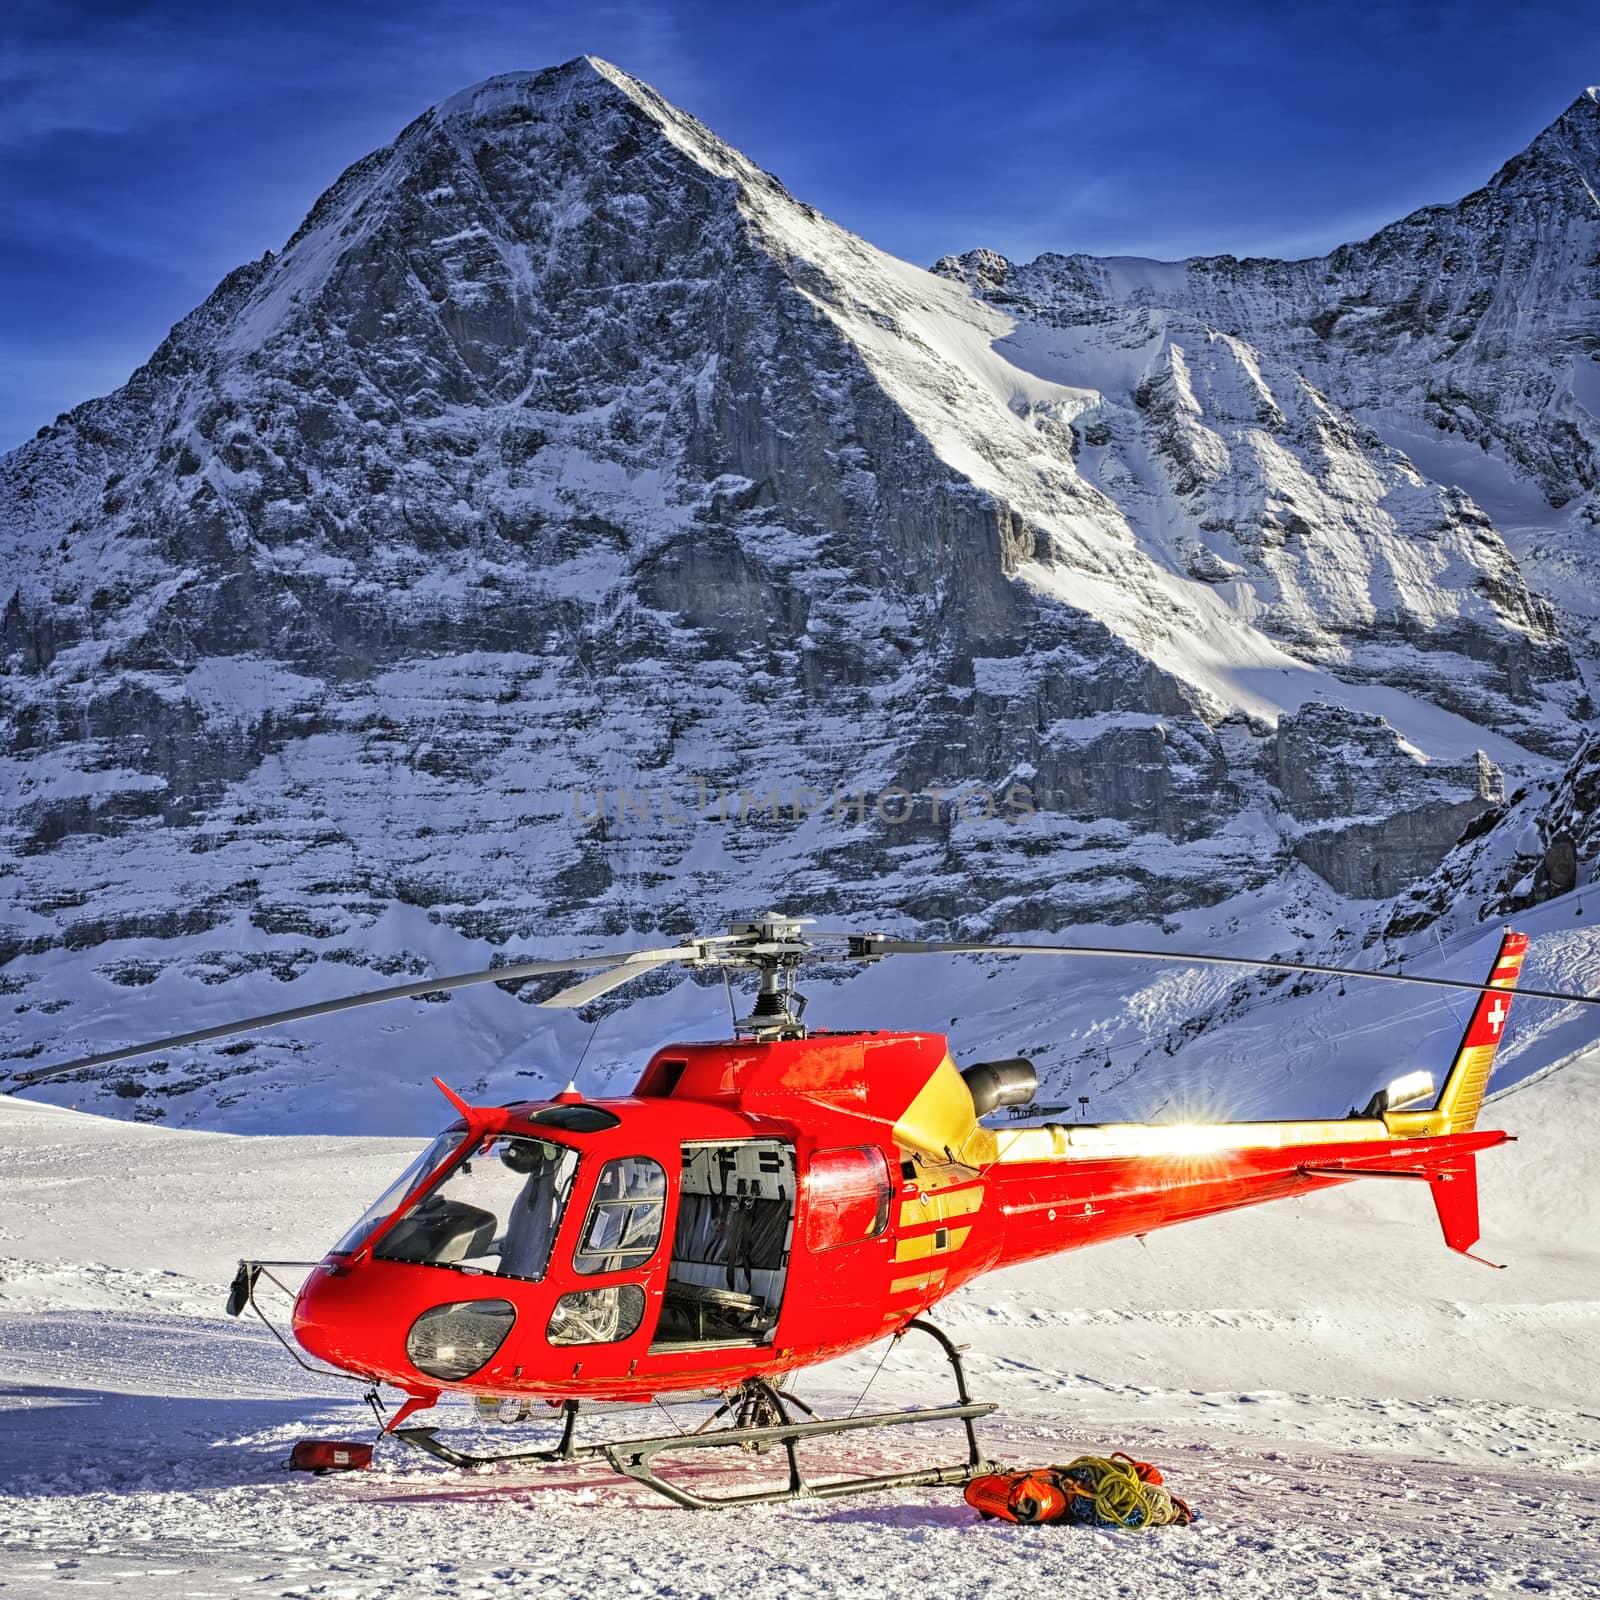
[
  {"left": 374, "top": 1132, "right": 580, "bottom": 1282},
  {"left": 333, "top": 1130, "right": 466, "bottom": 1256}
]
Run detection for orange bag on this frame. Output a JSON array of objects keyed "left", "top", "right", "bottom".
[
  {"left": 966, "top": 1456, "right": 1198, "bottom": 1528},
  {"left": 964, "top": 1470, "right": 1069, "bottom": 1524}
]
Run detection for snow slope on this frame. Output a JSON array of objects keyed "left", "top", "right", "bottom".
[{"left": 2, "top": 1054, "right": 1598, "bottom": 1597}]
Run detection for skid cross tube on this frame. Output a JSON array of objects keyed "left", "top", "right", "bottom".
[{"left": 607, "top": 1318, "right": 995, "bottom": 1509}]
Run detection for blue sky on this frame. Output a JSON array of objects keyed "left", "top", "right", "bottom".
[{"left": 3, "top": 0, "right": 1598, "bottom": 450}]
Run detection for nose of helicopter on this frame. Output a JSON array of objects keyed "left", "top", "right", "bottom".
[
  {"left": 291, "top": 1254, "right": 448, "bottom": 1395},
  {"left": 292, "top": 1259, "right": 400, "bottom": 1379},
  {"left": 292, "top": 1256, "right": 531, "bottom": 1393}
]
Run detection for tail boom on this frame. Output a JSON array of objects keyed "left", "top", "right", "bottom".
[{"left": 954, "top": 931, "right": 1530, "bottom": 1283}]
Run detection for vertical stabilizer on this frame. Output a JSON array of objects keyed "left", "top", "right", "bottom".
[
  {"left": 1431, "top": 930, "right": 1527, "bottom": 1134},
  {"left": 1429, "top": 1155, "right": 1504, "bottom": 1267}
]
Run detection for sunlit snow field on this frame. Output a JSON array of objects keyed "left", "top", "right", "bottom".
[{"left": 3, "top": 1040, "right": 1598, "bottom": 1597}]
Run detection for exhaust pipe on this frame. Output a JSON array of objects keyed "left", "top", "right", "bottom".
[{"left": 961, "top": 1057, "right": 1038, "bottom": 1117}]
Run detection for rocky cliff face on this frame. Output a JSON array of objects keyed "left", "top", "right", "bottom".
[
  {"left": 1378, "top": 731, "right": 1600, "bottom": 944},
  {"left": 1274, "top": 704, "right": 1501, "bottom": 898},
  {"left": 0, "top": 59, "right": 1588, "bottom": 1121}
]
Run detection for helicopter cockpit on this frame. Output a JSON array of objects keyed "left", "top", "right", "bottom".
[
  {"left": 324, "top": 1106, "right": 799, "bottom": 1359},
  {"left": 335, "top": 1130, "right": 582, "bottom": 1281}
]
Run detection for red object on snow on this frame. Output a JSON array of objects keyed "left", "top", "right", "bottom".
[
  {"left": 965, "top": 1470, "right": 1069, "bottom": 1524},
  {"left": 288, "top": 1439, "right": 373, "bottom": 1473}
]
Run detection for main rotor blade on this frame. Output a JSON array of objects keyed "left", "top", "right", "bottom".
[
  {"left": 869, "top": 939, "right": 1600, "bottom": 1009},
  {"left": 539, "top": 954, "right": 686, "bottom": 1009},
  {"left": 9, "top": 944, "right": 697, "bottom": 1088}
]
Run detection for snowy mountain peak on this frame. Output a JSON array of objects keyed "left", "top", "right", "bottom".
[
  {"left": 950, "top": 85, "right": 1600, "bottom": 659},
  {"left": 1483, "top": 84, "right": 1600, "bottom": 197},
  {"left": 428, "top": 55, "right": 624, "bottom": 120},
  {"left": 423, "top": 57, "right": 687, "bottom": 138},
  {"left": 0, "top": 60, "right": 1592, "bottom": 1124},
  {"left": 422, "top": 54, "right": 787, "bottom": 201},
  {"left": 221, "top": 53, "right": 800, "bottom": 365},
  {"left": 1557, "top": 85, "right": 1600, "bottom": 121}
]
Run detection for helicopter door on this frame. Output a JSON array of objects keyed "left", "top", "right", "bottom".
[{"left": 652, "top": 1140, "right": 795, "bottom": 1348}]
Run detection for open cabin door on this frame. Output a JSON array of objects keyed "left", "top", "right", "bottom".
[{"left": 652, "top": 1140, "right": 795, "bottom": 1348}]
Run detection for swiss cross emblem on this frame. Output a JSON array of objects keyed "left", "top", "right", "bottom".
[{"left": 1487, "top": 997, "right": 1508, "bottom": 1036}]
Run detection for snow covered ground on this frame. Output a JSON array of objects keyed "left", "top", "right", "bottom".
[{"left": 3, "top": 1052, "right": 1599, "bottom": 1598}]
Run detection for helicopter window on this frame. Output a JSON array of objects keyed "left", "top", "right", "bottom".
[
  {"left": 530, "top": 1104, "right": 621, "bottom": 1133},
  {"left": 333, "top": 1131, "right": 466, "bottom": 1256},
  {"left": 375, "top": 1134, "right": 579, "bottom": 1281},
  {"left": 803, "top": 1147, "right": 893, "bottom": 1252},
  {"left": 547, "top": 1284, "right": 647, "bottom": 1346},
  {"left": 573, "top": 1157, "right": 667, "bottom": 1275}
]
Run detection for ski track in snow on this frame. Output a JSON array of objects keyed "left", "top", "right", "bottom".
[{"left": 4, "top": 1055, "right": 1600, "bottom": 1597}]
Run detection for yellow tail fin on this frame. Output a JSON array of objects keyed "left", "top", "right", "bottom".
[{"left": 1431, "top": 929, "right": 1527, "bottom": 1133}]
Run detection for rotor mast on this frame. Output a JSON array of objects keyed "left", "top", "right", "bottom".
[{"left": 726, "top": 915, "right": 812, "bottom": 1041}]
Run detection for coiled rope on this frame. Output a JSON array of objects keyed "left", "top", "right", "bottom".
[{"left": 1053, "top": 1453, "right": 1191, "bottom": 1527}]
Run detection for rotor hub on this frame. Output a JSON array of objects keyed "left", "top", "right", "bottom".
[{"left": 720, "top": 915, "right": 812, "bottom": 1040}]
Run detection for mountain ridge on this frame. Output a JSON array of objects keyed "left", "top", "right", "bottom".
[
  {"left": 940, "top": 85, "right": 1600, "bottom": 658},
  {"left": 0, "top": 61, "right": 1593, "bottom": 1125}
]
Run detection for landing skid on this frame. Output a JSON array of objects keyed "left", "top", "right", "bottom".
[
  {"left": 395, "top": 1318, "right": 997, "bottom": 1508},
  {"left": 398, "top": 1396, "right": 591, "bottom": 1467}
]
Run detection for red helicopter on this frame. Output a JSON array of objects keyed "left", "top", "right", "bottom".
[{"left": 12, "top": 915, "right": 1591, "bottom": 1507}]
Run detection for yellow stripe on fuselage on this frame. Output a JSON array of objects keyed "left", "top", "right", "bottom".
[
  {"left": 897, "top": 1186, "right": 984, "bottom": 1228},
  {"left": 889, "top": 1266, "right": 949, "bottom": 1297},
  {"left": 892, "top": 1225, "right": 972, "bottom": 1263}
]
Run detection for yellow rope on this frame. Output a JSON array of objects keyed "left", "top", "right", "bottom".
[{"left": 1052, "top": 1455, "right": 1183, "bottom": 1527}]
